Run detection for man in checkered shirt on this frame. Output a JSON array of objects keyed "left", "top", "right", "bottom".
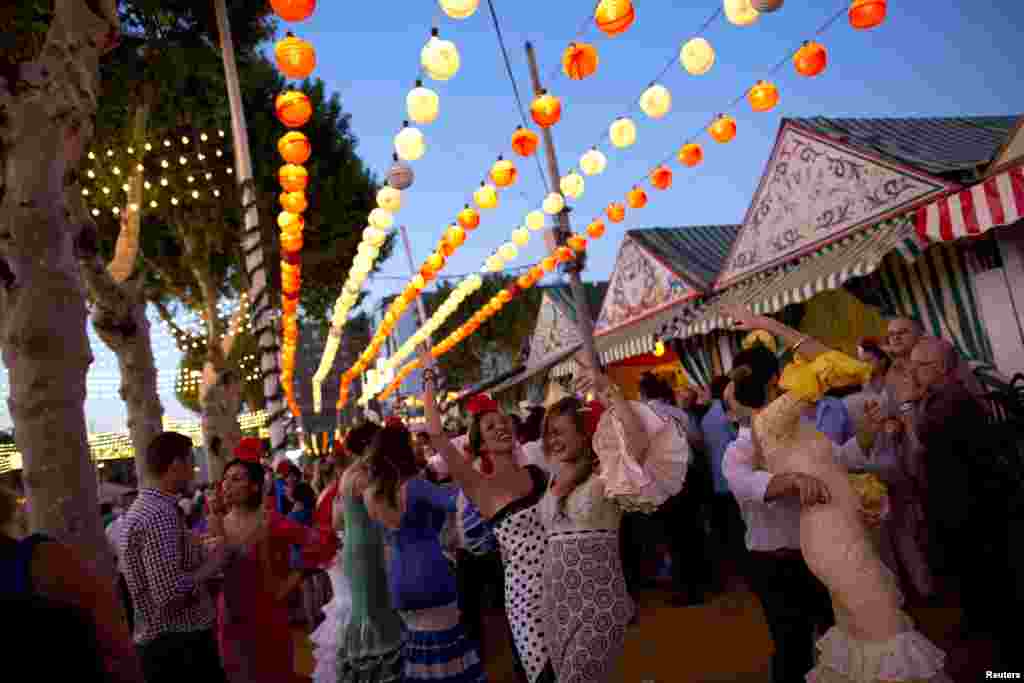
[{"left": 118, "top": 432, "right": 232, "bottom": 683}]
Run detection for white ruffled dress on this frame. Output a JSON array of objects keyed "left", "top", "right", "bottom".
[{"left": 309, "top": 526, "right": 353, "bottom": 683}]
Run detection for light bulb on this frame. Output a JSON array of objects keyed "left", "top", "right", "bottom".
[
  {"left": 200, "top": 133, "right": 208, "bottom": 142},
  {"left": 160, "top": 178, "right": 168, "bottom": 186},
  {"left": 113, "top": 166, "right": 121, "bottom": 175}
]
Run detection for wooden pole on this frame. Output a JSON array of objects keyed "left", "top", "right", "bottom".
[{"left": 524, "top": 42, "right": 601, "bottom": 372}]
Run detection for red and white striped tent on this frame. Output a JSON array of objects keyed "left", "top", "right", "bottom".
[{"left": 915, "top": 162, "right": 1024, "bottom": 243}]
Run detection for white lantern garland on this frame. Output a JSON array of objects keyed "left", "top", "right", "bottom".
[
  {"left": 439, "top": 0, "right": 479, "bottom": 19},
  {"left": 368, "top": 207, "right": 394, "bottom": 230},
  {"left": 580, "top": 147, "right": 607, "bottom": 176},
  {"left": 421, "top": 30, "right": 461, "bottom": 81},
  {"left": 724, "top": 0, "right": 759, "bottom": 26},
  {"left": 406, "top": 81, "right": 440, "bottom": 125},
  {"left": 526, "top": 210, "right": 546, "bottom": 231},
  {"left": 394, "top": 123, "right": 426, "bottom": 162},
  {"left": 609, "top": 117, "right": 637, "bottom": 149},
  {"left": 681, "top": 37, "right": 715, "bottom": 75},
  {"left": 542, "top": 192, "right": 565, "bottom": 215},
  {"left": 559, "top": 170, "right": 585, "bottom": 200},
  {"left": 639, "top": 83, "right": 672, "bottom": 119}
]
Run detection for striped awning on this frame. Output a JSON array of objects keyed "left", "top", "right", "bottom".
[
  {"left": 489, "top": 344, "right": 582, "bottom": 394},
  {"left": 915, "top": 163, "right": 1024, "bottom": 243}
]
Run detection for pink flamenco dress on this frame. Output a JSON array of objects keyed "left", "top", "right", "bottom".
[
  {"left": 217, "top": 510, "right": 332, "bottom": 683},
  {"left": 758, "top": 352, "right": 949, "bottom": 683},
  {"left": 539, "top": 400, "right": 690, "bottom": 683}
]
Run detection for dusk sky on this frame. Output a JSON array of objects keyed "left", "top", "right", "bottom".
[{"left": 2, "top": 0, "right": 1023, "bottom": 433}]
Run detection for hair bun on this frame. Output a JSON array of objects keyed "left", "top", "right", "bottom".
[{"left": 730, "top": 365, "right": 753, "bottom": 382}]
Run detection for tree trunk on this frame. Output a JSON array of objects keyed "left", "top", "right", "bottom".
[
  {"left": 0, "top": 0, "right": 119, "bottom": 572},
  {"left": 199, "top": 364, "right": 242, "bottom": 480}
]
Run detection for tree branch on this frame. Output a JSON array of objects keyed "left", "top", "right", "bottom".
[
  {"left": 221, "top": 303, "right": 246, "bottom": 358},
  {"left": 150, "top": 296, "right": 189, "bottom": 341}
]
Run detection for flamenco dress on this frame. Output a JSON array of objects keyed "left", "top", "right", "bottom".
[{"left": 309, "top": 490, "right": 352, "bottom": 683}]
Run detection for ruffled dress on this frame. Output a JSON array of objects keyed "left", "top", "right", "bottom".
[
  {"left": 762, "top": 352, "right": 949, "bottom": 683},
  {"left": 309, "top": 494, "right": 352, "bottom": 683},
  {"left": 539, "top": 401, "right": 690, "bottom": 683}
]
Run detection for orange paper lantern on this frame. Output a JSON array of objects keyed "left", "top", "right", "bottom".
[
  {"left": 606, "top": 202, "right": 625, "bottom": 223},
  {"left": 650, "top": 165, "right": 673, "bottom": 190},
  {"left": 562, "top": 42, "right": 599, "bottom": 80},
  {"left": 497, "top": 290, "right": 513, "bottom": 304},
  {"left": 426, "top": 251, "right": 445, "bottom": 272},
  {"left": 277, "top": 131, "right": 311, "bottom": 164},
  {"left": 627, "top": 186, "right": 647, "bottom": 209},
  {"left": 278, "top": 210, "right": 304, "bottom": 232},
  {"left": 445, "top": 224, "right": 466, "bottom": 249},
  {"left": 793, "top": 41, "right": 827, "bottom": 77},
  {"left": 420, "top": 263, "right": 437, "bottom": 282},
  {"left": 567, "top": 234, "right": 588, "bottom": 252},
  {"left": 517, "top": 274, "right": 533, "bottom": 290},
  {"left": 848, "top": 0, "right": 886, "bottom": 29},
  {"left": 555, "top": 246, "right": 575, "bottom": 264},
  {"left": 678, "top": 143, "right": 703, "bottom": 167},
  {"left": 280, "top": 231, "right": 304, "bottom": 253},
  {"left": 490, "top": 156, "right": 518, "bottom": 187},
  {"left": 279, "top": 191, "right": 307, "bottom": 214},
  {"left": 530, "top": 265, "right": 545, "bottom": 281},
  {"left": 279, "top": 164, "right": 308, "bottom": 192},
  {"left": 275, "top": 91, "right": 312, "bottom": 128},
  {"left": 709, "top": 114, "right": 737, "bottom": 143},
  {"left": 457, "top": 205, "right": 480, "bottom": 231},
  {"left": 530, "top": 91, "right": 562, "bottom": 128},
  {"left": 271, "top": 0, "right": 316, "bottom": 22},
  {"left": 275, "top": 33, "right": 316, "bottom": 80},
  {"left": 587, "top": 219, "right": 606, "bottom": 239},
  {"left": 748, "top": 81, "right": 779, "bottom": 112},
  {"left": 440, "top": 240, "right": 456, "bottom": 258},
  {"left": 511, "top": 127, "right": 539, "bottom": 157},
  {"left": 595, "top": 0, "right": 635, "bottom": 37},
  {"left": 541, "top": 256, "right": 558, "bottom": 272}
]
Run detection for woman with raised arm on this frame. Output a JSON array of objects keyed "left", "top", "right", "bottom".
[
  {"left": 721, "top": 306, "right": 948, "bottom": 683},
  {"left": 419, "top": 351, "right": 555, "bottom": 683}
]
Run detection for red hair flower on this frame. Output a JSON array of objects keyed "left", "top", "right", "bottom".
[
  {"left": 466, "top": 394, "right": 499, "bottom": 415},
  {"left": 234, "top": 437, "right": 264, "bottom": 463},
  {"left": 582, "top": 400, "right": 606, "bottom": 439}
]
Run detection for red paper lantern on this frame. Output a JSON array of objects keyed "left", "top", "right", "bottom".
[
  {"left": 271, "top": 0, "right": 316, "bottom": 22},
  {"left": 678, "top": 143, "right": 703, "bottom": 168},
  {"left": 275, "top": 33, "right": 316, "bottom": 80},
  {"left": 530, "top": 91, "right": 562, "bottom": 128},
  {"left": 848, "top": 0, "right": 886, "bottom": 29},
  {"left": 595, "top": 0, "right": 635, "bottom": 37},
  {"left": 587, "top": 219, "right": 606, "bottom": 239},
  {"left": 650, "top": 165, "right": 673, "bottom": 190},
  {"left": 511, "top": 127, "right": 539, "bottom": 157},
  {"left": 562, "top": 42, "right": 599, "bottom": 80},
  {"left": 709, "top": 114, "right": 737, "bottom": 143},
  {"left": 627, "top": 186, "right": 647, "bottom": 209},
  {"left": 793, "top": 41, "right": 827, "bottom": 77},
  {"left": 277, "top": 131, "right": 311, "bottom": 164},
  {"left": 457, "top": 205, "right": 480, "bottom": 231}
]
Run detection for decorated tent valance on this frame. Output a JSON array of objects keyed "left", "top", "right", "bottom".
[{"left": 914, "top": 162, "right": 1024, "bottom": 244}]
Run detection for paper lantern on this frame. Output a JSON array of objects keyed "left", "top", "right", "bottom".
[
  {"left": 654, "top": 340, "right": 666, "bottom": 357},
  {"left": 639, "top": 84, "right": 672, "bottom": 119},
  {"left": 678, "top": 143, "right": 703, "bottom": 167},
  {"left": 753, "top": 0, "right": 783, "bottom": 11},
  {"left": 426, "top": 252, "right": 445, "bottom": 272},
  {"left": 606, "top": 202, "right": 625, "bottom": 223},
  {"left": 555, "top": 246, "right": 574, "bottom": 264},
  {"left": 490, "top": 156, "right": 518, "bottom": 187},
  {"left": 439, "top": 0, "right": 479, "bottom": 19},
  {"left": 445, "top": 224, "right": 466, "bottom": 248},
  {"left": 394, "top": 124, "right": 425, "bottom": 161},
  {"left": 278, "top": 212, "right": 304, "bottom": 235},
  {"left": 680, "top": 37, "right": 715, "bottom": 76},
  {"left": 609, "top": 117, "right": 637, "bottom": 149},
  {"left": 377, "top": 186, "right": 401, "bottom": 212},
  {"left": 275, "top": 91, "right": 312, "bottom": 128},
  {"left": 529, "top": 265, "right": 545, "bottom": 281},
  {"left": 280, "top": 191, "right": 307, "bottom": 214},
  {"left": 485, "top": 255, "right": 504, "bottom": 273},
  {"left": 595, "top": 0, "right": 635, "bottom": 37},
  {"left": 277, "top": 131, "right": 311, "bottom": 164},
  {"left": 440, "top": 239, "right": 457, "bottom": 258},
  {"left": 517, "top": 274, "right": 533, "bottom": 290},
  {"left": 650, "top": 165, "right": 673, "bottom": 190},
  {"left": 580, "top": 147, "right": 607, "bottom": 176},
  {"left": 511, "top": 227, "right": 530, "bottom": 246},
  {"left": 271, "top": 0, "right": 315, "bottom": 22},
  {"left": 474, "top": 183, "right": 498, "bottom": 210},
  {"left": 388, "top": 159, "right": 414, "bottom": 189},
  {"left": 567, "top": 234, "right": 587, "bottom": 252},
  {"left": 406, "top": 81, "right": 440, "bottom": 125},
  {"left": 363, "top": 226, "right": 387, "bottom": 247},
  {"left": 511, "top": 127, "right": 539, "bottom": 157},
  {"left": 627, "top": 186, "right": 647, "bottom": 209},
  {"left": 748, "top": 80, "right": 779, "bottom": 112},
  {"left": 421, "top": 30, "right": 461, "bottom": 81},
  {"left": 559, "top": 171, "right": 584, "bottom": 200},
  {"left": 849, "top": 0, "right": 886, "bottom": 29},
  {"left": 497, "top": 288, "right": 514, "bottom": 304},
  {"left": 542, "top": 192, "right": 565, "bottom": 215},
  {"left": 358, "top": 242, "right": 380, "bottom": 260},
  {"left": 279, "top": 164, "right": 308, "bottom": 192},
  {"left": 369, "top": 208, "right": 394, "bottom": 230},
  {"left": 421, "top": 261, "right": 439, "bottom": 281},
  {"left": 498, "top": 242, "right": 518, "bottom": 262},
  {"left": 562, "top": 42, "right": 599, "bottom": 80},
  {"left": 275, "top": 33, "right": 316, "bottom": 80},
  {"left": 724, "top": 0, "right": 759, "bottom": 26},
  {"left": 458, "top": 205, "right": 481, "bottom": 230},
  {"left": 541, "top": 256, "right": 558, "bottom": 272},
  {"left": 794, "top": 41, "right": 827, "bottom": 77},
  {"left": 526, "top": 210, "right": 545, "bottom": 231},
  {"left": 709, "top": 114, "right": 737, "bottom": 143},
  {"left": 530, "top": 91, "right": 562, "bottom": 128}
]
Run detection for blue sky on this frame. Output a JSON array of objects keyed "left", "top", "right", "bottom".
[{"left": 3, "top": 0, "right": 1023, "bottom": 433}]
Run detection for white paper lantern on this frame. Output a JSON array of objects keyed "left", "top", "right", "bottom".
[
  {"left": 363, "top": 226, "right": 387, "bottom": 247},
  {"left": 377, "top": 186, "right": 402, "bottom": 212},
  {"left": 526, "top": 210, "right": 546, "bottom": 231},
  {"left": 542, "top": 192, "right": 565, "bottom": 215},
  {"left": 511, "top": 227, "right": 530, "bottom": 246},
  {"left": 394, "top": 125, "right": 425, "bottom": 161},
  {"left": 580, "top": 147, "right": 607, "bottom": 176},
  {"left": 353, "top": 253, "right": 374, "bottom": 273},
  {"left": 498, "top": 242, "right": 518, "bottom": 262},
  {"left": 369, "top": 208, "right": 394, "bottom": 230},
  {"left": 388, "top": 160, "right": 414, "bottom": 190},
  {"left": 559, "top": 170, "right": 585, "bottom": 199},
  {"left": 752, "top": 0, "right": 783, "bottom": 11},
  {"left": 609, "top": 117, "right": 637, "bottom": 149},
  {"left": 406, "top": 82, "right": 440, "bottom": 125},
  {"left": 485, "top": 254, "right": 504, "bottom": 273},
  {"left": 680, "top": 37, "right": 715, "bottom": 75},
  {"left": 724, "top": 0, "right": 759, "bottom": 26},
  {"left": 639, "top": 83, "right": 672, "bottom": 119},
  {"left": 439, "top": 0, "right": 479, "bottom": 18},
  {"left": 421, "top": 32, "right": 461, "bottom": 81},
  {"left": 358, "top": 243, "right": 380, "bottom": 260}
]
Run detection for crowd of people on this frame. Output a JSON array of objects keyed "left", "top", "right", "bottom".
[{"left": 0, "top": 309, "right": 1015, "bottom": 682}]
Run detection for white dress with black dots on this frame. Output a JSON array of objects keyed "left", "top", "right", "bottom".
[{"left": 490, "top": 465, "right": 552, "bottom": 683}]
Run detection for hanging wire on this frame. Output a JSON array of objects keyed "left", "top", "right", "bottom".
[{"left": 544, "top": 1, "right": 600, "bottom": 84}]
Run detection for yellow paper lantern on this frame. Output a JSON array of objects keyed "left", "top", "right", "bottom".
[
  {"left": 421, "top": 30, "right": 461, "bottom": 81},
  {"left": 394, "top": 124, "right": 425, "bottom": 161},
  {"left": 369, "top": 207, "right": 394, "bottom": 230},
  {"left": 377, "top": 186, "right": 402, "bottom": 212},
  {"left": 639, "top": 83, "right": 672, "bottom": 119},
  {"left": 526, "top": 210, "right": 545, "bottom": 231},
  {"left": 498, "top": 242, "right": 518, "bottom": 262},
  {"left": 406, "top": 80, "right": 440, "bottom": 125},
  {"left": 363, "top": 226, "right": 387, "bottom": 247},
  {"left": 542, "top": 192, "right": 565, "bottom": 215},
  {"left": 609, "top": 117, "right": 637, "bottom": 149},
  {"left": 474, "top": 183, "right": 498, "bottom": 210},
  {"left": 278, "top": 211, "right": 304, "bottom": 232},
  {"left": 580, "top": 147, "right": 607, "bottom": 176},
  {"left": 680, "top": 37, "right": 715, "bottom": 76},
  {"left": 511, "top": 227, "right": 530, "bottom": 247},
  {"left": 724, "top": 0, "right": 759, "bottom": 26},
  {"left": 279, "top": 164, "right": 308, "bottom": 192},
  {"left": 485, "top": 254, "right": 504, "bottom": 273},
  {"left": 559, "top": 171, "right": 585, "bottom": 200},
  {"left": 280, "top": 191, "right": 308, "bottom": 214},
  {"left": 490, "top": 156, "right": 518, "bottom": 187},
  {"left": 439, "top": 0, "right": 479, "bottom": 19}
]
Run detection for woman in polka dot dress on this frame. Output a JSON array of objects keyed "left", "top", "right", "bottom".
[{"left": 420, "top": 365, "right": 555, "bottom": 683}]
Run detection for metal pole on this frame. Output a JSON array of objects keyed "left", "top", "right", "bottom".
[
  {"left": 399, "top": 225, "right": 431, "bottom": 333},
  {"left": 524, "top": 42, "right": 601, "bottom": 372}
]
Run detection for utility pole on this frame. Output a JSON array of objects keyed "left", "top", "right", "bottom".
[{"left": 524, "top": 42, "right": 601, "bottom": 372}]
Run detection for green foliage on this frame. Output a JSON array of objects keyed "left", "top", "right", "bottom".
[{"left": 0, "top": 0, "right": 53, "bottom": 68}]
